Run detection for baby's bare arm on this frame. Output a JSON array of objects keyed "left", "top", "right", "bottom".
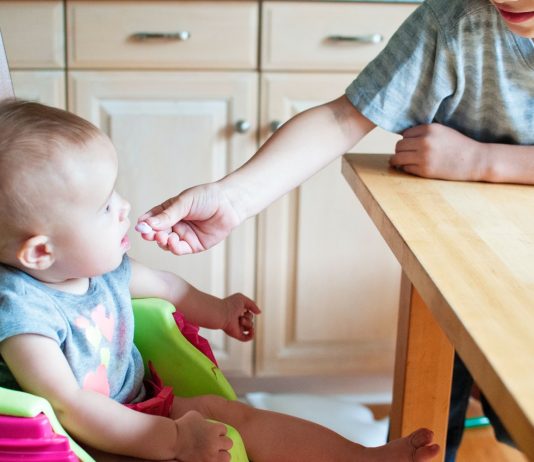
[
  {"left": 390, "top": 123, "right": 534, "bottom": 184},
  {"left": 129, "top": 258, "right": 260, "bottom": 339},
  {"left": 0, "top": 334, "right": 229, "bottom": 461}
]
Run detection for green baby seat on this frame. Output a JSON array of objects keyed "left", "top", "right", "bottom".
[{"left": 0, "top": 298, "right": 249, "bottom": 462}]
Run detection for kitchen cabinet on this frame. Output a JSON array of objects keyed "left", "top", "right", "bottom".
[
  {"left": 0, "top": 0, "right": 66, "bottom": 108},
  {"left": 66, "top": 1, "right": 259, "bottom": 376},
  {"left": 256, "top": 2, "right": 416, "bottom": 379},
  {"left": 0, "top": 0, "right": 418, "bottom": 391}
]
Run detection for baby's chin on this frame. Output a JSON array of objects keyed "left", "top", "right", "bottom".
[{"left": 93, "top": 254, "right": 128, "bottom": 277}]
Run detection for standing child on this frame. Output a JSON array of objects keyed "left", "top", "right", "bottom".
[
  {"left": 0, "top": 99, "right": 439, "bottom": 462},
  {"left": 137, "top": 0, "right": 534, "bottom": 460}
]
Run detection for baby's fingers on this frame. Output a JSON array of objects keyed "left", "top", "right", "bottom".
[
  {"left": 240, "top": 311, "right": 254, "bottom": 329},
  {"left": 209, "top": 423, "right": 233, "bottom": 453},
  {"left": 243, "top": 298, "right": 261, "bottom": 315},
  {"left": 219, "top": 435, "right": 233, "bottom": 452}
]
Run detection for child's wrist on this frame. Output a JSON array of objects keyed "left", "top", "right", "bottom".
[
  {"left": 470, "top": 140, "right": 492, "bottom": 181},
  {"left": 475, "top": 143, "right": 506, "bottom": 183}
]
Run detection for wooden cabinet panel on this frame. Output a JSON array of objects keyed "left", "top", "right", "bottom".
[
  {"left": 68, "top": 70, "right": 258, "bottom": 376},
  {"left": 261, "top": 1, "right": 416, "bottom": 71},
  {"left": 11, "top": 71, "right": 66, "bottom": 108},
  {"left": 256, "top": 73, "right": 401, "bottom": 376},
  {"left": 0, "top": 1, "right": 64, "bottom": 68},
  {"left": 67, "top": 1, "right": 259, "bottom": 69}
]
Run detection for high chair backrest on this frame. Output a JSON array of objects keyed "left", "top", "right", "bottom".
[{"left": 132, "top": 298, "right": 237, "bottom": 399}]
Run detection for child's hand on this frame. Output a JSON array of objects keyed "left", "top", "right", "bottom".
[
  {"left": 174, "top": 410, "right": 233, "bottom": 462},
  {"left": 390, "top": 123, "right": 485, "bottom": 181},
  {"left": 137, "top": 182, "right": 243, "bottom": 256},
  {"left": 222, "top": 293, "right": 261, "bottom": 341}
]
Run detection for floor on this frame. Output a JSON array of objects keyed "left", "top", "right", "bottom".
[
  {"left": 456, "top": 399, "right": 527, "bottom": 462},
  {"left": 369, "top": 399, "right": 527, "bottom": 462}
]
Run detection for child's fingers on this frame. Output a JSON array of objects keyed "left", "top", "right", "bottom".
[
  {"left": 401, "top": 124, "right": 431, "bottom": 138},
  {"left": 138, "top": 204, "right": 163, "bottom": 222},
  {"left": 220, "top": 435, "right": 233, "bottom": 451},
  {"left": 239, "top": 327, "right": 254, "bottom": 341},
  {"left": 237, "top": 317, "right": 255, "bottom": 340},
  {"left": 240, "top": 315, "right": 254, "bottom": 330},
  {"left": 167, "top": 233, "right": 194, "bottom": 256},
  {"left": 243, "top": 299, "right": 261, "bottom": 314}
]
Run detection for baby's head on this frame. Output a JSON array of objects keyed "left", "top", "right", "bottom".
[{"left": 0, "top": 99, "right": 131, "bottom": 281}]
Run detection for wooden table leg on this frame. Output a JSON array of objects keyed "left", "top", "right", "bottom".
[{"left": 389, "top": 272, "right": 455, "bottom": 461}]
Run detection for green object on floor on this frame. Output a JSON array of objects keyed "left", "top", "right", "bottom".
[{"left": 465, "top": 416, "right": 491, "bottom": 429}]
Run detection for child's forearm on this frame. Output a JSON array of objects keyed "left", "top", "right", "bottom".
[
  {"left": 220, "top": 95, "right": 375, "bottom": 220},
  {"left": 392, "top": 124, "right": 534, "bottom": 184},
  {"left": 56, "top": 389, "right": 178, "bottom": 460},
  {"left": 477, "top": 143, "right": 534, "bottom": 184}
]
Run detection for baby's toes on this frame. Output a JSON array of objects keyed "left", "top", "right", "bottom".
[{"left": 409, "top": 429, "right": 440, "bottom": 462}]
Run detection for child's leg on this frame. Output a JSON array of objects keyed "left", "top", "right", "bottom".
[
  {"left": 445, "top": 354, "right": 474, "bottom": 462},
  {"left": 171, "top": 395, "right": 439, "bottom": 462}
]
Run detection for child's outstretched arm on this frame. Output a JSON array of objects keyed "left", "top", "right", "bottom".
[
  {"left": 0, "top": 334, "right": 232, "bottom": 461},
  {"left": 129, "top": 258, "right": 260, "bottom": 341},
  {"left": 390, "top": 123, "right": 534, "bottom": 184},
  {"left": 137, "top": 95, "right": 375, "bottom": 255}
]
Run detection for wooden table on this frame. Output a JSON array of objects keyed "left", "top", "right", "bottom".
[{"left": 342, "top": 154, "right": 534, "bottom": 461}]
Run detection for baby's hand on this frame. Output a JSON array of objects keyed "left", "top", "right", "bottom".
[
  {"left": 222, "top": 293, "right": 261, "bottom": 341},
  {"left": 174, "top": 410, "right": 232, "bottom": 462}
]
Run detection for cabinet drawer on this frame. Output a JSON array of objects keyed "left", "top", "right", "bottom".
[
  {"left": 67, "top": 1, "right": 259, "bottom": 70},
  {"left": 261, "top": 2, "right": 416, "bottom": 71},
  {"left": 0, "top": 1, "right": 64, "bottom": 69}
]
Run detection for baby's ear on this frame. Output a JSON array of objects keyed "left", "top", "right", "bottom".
[{"left": 17, "top": 235, "right": 55, "bottom": 270}]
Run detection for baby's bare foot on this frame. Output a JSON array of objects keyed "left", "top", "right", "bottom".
[{"left": 363, "top": 428, "right": 440, "bottom": 462}]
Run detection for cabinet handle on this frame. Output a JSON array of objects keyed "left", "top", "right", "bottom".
[
  {"left": 327, "top": 33, "right": 383, "bottom": 44},
  {"left": 270, "top": 120, "right": 282, "bottom": 133},
  {"left": 234, "top": 120, "right": 251, "bottom": 134},
  {"left": 130, "top": 31, "right": 191, "bottom": 41}
]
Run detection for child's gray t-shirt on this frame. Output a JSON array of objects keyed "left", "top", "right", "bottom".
[
  {"left": 0, "top": 256, "right": 146, "bottom": 404},
  {"left": 346, "top": 0, "right": 534, "bottom": 144}
]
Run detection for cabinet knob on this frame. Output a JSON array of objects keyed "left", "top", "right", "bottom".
[
  {"left": 130, "top": 31, "right": 191, "bottom": 41},
  {"left": 270, "top": 120, "right": 282, "bottom": 133},
  {"left": 235, "top": 120, "right": 251, "bottom": 134},
  {"left": 327, "top": 33, "right": 383, "bottom": 44}
]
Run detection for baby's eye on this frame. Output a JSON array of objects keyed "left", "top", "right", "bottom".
[{"left": 105, "top": 204, "right": 111, "bottom": 213}]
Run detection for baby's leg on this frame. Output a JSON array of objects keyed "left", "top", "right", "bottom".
[{"left": 171, "top": 395, "right": 439, "bottom": 462}]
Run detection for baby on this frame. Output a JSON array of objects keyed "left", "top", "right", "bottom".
[{"left": 0, "top": 99, "right": 439, "bottom": 462}]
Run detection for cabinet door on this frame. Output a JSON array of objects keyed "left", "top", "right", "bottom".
[
  {"left": 69, "top": 71, "right": 258, "bottom": 376},
  {"left": 257, "top": 73, "right": 401, "bottom": 377},
  {"left": 0, "top": 1, "right": 64, "bottom": 69},
  {"left": 11, "top": 71, "right": 66, "bottom": 108}
]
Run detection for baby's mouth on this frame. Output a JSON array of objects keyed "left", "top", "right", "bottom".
[{"left": 121, "top": 234, "right": 130, "bottom": 249}]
